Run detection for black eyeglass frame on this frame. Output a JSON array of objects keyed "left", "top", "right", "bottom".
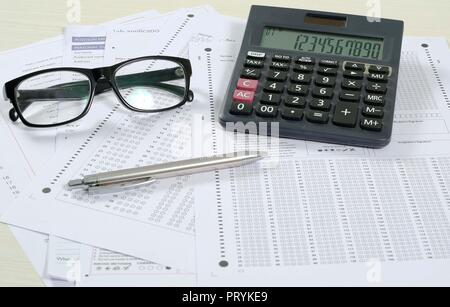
[{"left": 3, "top": 56, "right": 194, "bottom": 128}]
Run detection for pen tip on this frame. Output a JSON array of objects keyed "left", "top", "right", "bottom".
[{"left": 68, "top": 179, "right": 84, "bottom": 187}]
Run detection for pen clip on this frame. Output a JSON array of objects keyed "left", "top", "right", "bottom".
[{"left": 87, "top": 177, "right": 157, "bottom": 195}]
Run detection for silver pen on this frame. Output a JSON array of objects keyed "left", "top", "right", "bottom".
[{"left": 67, "top": 151, "right": 266, "bottom": 193}]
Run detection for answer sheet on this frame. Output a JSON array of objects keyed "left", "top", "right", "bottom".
[
  {"left": 0, "top": 6, "right": 245, "bottom": 272},
  {"left": 0, "top": 9, "right": 158, "bottom": 286},
  {"left": 0, "top": 105, "right": 71, "bottom": 286},
  {"left": 63, "top": 10, "right": 159, "bottom": 68},
  {"left": 190, "top": 38, "right": 450, "bottom": 286},
  {"left": 78, "top": 245, "right": 196, "bottom": 286},
  {"left": 0, "top": 37, "right": 64, "bottom": 172},
  {"left": 45, "top": 11, "right": 245, "bottom": 287},
  {"left": 0, "top": 11, "right": 170, "bottom": 286},
  {"left": 0, "top": 36, "right": 77, "bottom": 286}
]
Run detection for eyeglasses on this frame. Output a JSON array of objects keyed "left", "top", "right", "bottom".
[{"left": 3, "top": 56, "right": 194, "bottom": 128}]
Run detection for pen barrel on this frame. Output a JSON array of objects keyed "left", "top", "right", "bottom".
[{"left": 85, "top": 152, "right": 262, "bottom": 186}]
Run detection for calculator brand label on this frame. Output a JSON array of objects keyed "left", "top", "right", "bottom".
[{"left": 247, "top": 51, "right": 266, "bottom": 59}]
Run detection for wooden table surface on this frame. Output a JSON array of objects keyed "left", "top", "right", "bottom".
[{"left": 0, "top": 0, "right": 449, "bottom": 286}]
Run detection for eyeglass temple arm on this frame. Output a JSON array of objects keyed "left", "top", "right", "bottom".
[{"left": 10, "top": 67, "right": 193, "bottom": 122}]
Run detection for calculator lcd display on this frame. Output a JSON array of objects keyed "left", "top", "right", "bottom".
[{"left": 260, "top": 27, "right": 384, "bottom": 60}]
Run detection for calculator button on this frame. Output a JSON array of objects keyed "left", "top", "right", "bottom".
[
  {"left": 367, "top": 73, "right": 389, "bottom": 83},
  {"left": 267, "top": 70, "right": 288, "bottom": 82},
  {"left": 319, "top": 59, "right": 339, "bottom": 68},
  {"left": 245, "top": 59, "right": 265, "bottom": 69},
  {"left": 312, "top": 87, "right": 334, "bottom": 99},
  {"left": 256, "top": 104, "right": 278, "bottom": 118},
  {"left": 365, "top": 94, "right": 386, "bottom": 106},
  {"left": 339, "top": 91, "right": 360, "bottom": 102},
  {"left": 261, "top": 93, "right": 282, "bottom": 105},
  {"left": 315, "top": 76, "right": 336, "bottom": 87},
  {"left": 317, "top": 67, "right": 338, "bottom": 76},
  {"left": 343, "top": 70, "right": 364, "bottom": 80},
  {"left": 273, "top": 54, "right": 291, "bottom": 62},
  {"left": 230, "top": 102, "right": 253, "bottom": 116},
  {"left": 247, "top": 51, "right": 266, "bottom": 60},
  {"left": 233, "top": 89, "right": 255, "bottom": 103},
  {"left": 264, "top": 81, "right": 284, "bottom": 93},
  {"left": 296, "top": 56, "right": 315, "bottom": 65},
  {"left": 241, "top": 68, "right": 261, "bottom": 80},
  {"left": 309, "top": 98, "right": 331, "bottom": 111},
  {"left": 287, "top": 84, "right": 309, "bottom": 96},
  {"left": 270, "top": 62, "right": 290, "bottom": 71},
  {"left": 342, "top": 79, "right": 362, "bottom": 91},
  {"left": 281, "top": 108, "right": 304, "bottom": 121},
  {"left": 369, "top": 65, "right": 390, "bottom": 74},
  {"left": 345, "top": 62, "right": 365, "bottom": 71},
  {"left": 361, "top": 118, "right": 383, "bottom": 131},
  {"left": 362, "top": 105, "right": 384, "bottom": 118},
  {"left": 285, "top": 96, "right": 306, "bottom": 108},
  {"left": 293, "top": 64, "right": 314, "bottom": 73},
  {"left": 333, "top": 102, "right": 359, "bottom": 128},
  {"left": 291, "top": 73, "right": 312, "bottom": 84},
  {"left": 237, "top": 78, "right": 258, "bottom": 92},
  {"left": 306, "top": 110, "right": 329, "bottom": 124},
  {"left": 366, "top": 82, "right": 387, "bottom": 94}
]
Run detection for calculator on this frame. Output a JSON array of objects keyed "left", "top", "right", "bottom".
[{"left": 220, "top": 6, "right": 404, "bottom": 148}]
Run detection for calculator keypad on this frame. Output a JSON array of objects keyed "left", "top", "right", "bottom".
[
  {"left": 232, "top": 90, "right": 255, "bottom": 104},
  {"left": 285, "top": 96, "right": 306, "bottom": 108},
  {"left": 245, "top": 59, "right": 265, "bottom": 68},
  {"left": 342, "top": 79, "right": 362, "bottom": 90},
  {"left": 333, "top": 102, "right": 358, "bottom": 127},
  {"left": 241, "top": 68, "right": 261, "bottom": 79},
  {"left": 256, "top": 104, "right": 278, "bottom": 118},
  {"left": 281, "top": 107, "right": 303, "bottom": 121},
  {"left": 291, "top": 73, "right": 312, "bottom": 84},
  {"left": 306, "top": 110, "right": 329, "bottom": 124},
  {"left": 261, "top": 93, "right": 282, "bottom": 105},
  {"left": 237, "top": 78, "right": 258, "bottom": 92},
  {"left": 267, "top": 71, "right": 288, "bottom": 82},
  {"left": 230, "top": 51, "right": 393, "bottom": 136},
  {"left": 271, "top": 62, "right": 290, "bottom": 71}
]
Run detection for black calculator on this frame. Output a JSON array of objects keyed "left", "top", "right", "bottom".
[{"left": 220, "top": 6, "right": 404, "bottom": 148}]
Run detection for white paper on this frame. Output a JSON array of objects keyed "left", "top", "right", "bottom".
[
  {"left": 191, "top": 38, "right": 450, "bottom": 286},
  {"left": 0, "top": 9, "right": 157, "bottom": 287},
  {"left": 0, "top": 7, "right": 245, "bottom": 273},
  {"left": 78, "top": 246, "right": 196, "bottom": 287},
  {"left": 45, "top": 9, "right": 243, "bottom": 286},
  {"left": 0, "top": 37, "right": 65, "bottom": 172},
  {"left": 46, "top": 235, "right": 196, "bottom": 286},
  {"left": 46, "top": 235, "right": 82, "bottom": 283},
  {"left": 63, "top": 10, "right": 159, "bottom": 68},
  {"left": 10, "top": 229, "right": 73, "bottom": 287},
  {"left": 104, "top": 14, "right": 172, "bottom": 63},
  {"left": 0, "top": 96, "right": 71, "bottom": 286},
  {"left": 46, "top": 11, "right": 171, "bottom": 285}
]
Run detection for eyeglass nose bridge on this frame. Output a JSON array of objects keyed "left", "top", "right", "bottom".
[
  {"left": 91, "top": 67, "right": 115, "bottom": 95},
  {"left": 92, "top": 67, "right": 114, "bottom": 81}
]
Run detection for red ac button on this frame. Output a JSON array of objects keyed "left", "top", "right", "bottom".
[{"left": 233, "top": 89, "right": 255, "bottom": 103}]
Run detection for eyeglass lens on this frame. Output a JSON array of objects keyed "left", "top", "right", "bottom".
[
  {"left": 15, "top": 71, "right": 91, "bottom": 126},
  {"left": 114, "top": 59, "right": 187, "bottom": 111}
]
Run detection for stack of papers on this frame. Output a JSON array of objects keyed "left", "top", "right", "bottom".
[{"left": 1, "top": 5, "right": 450, "bottom": 286}]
